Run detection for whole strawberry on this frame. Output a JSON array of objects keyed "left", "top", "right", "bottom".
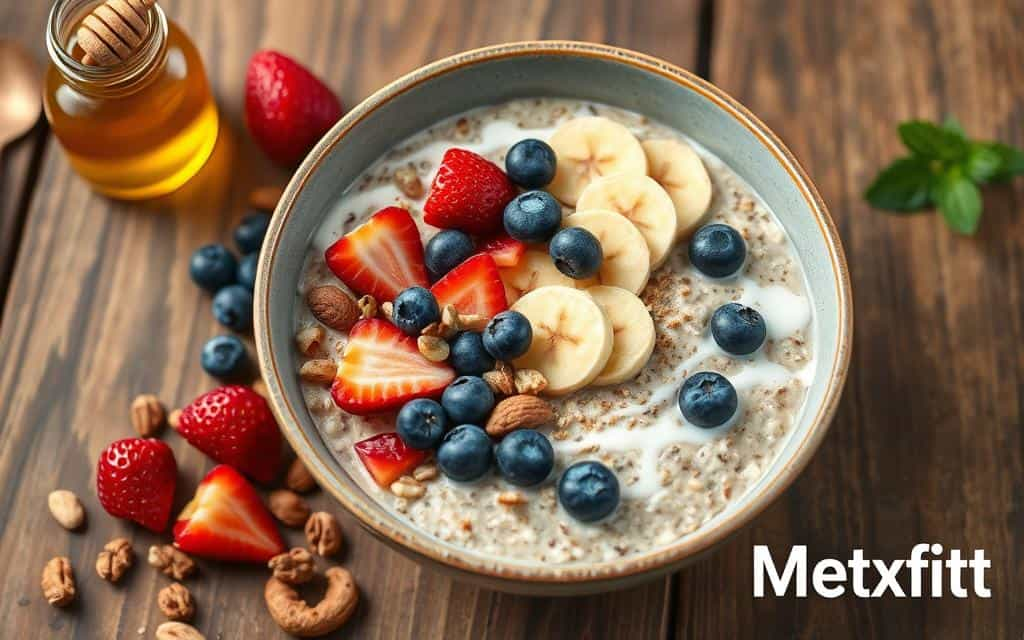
[
  {"left": 245, "top": 50, "right": 343, "bottom": 166},
  {"left": 97, "top": 438, "right": 177, "bottom": 532},
  {"left": 176, "top": 385, "right": 282, "bottom": 484},
  {"left": 424, "top": 148, "right": 518, "bottom": 235}
]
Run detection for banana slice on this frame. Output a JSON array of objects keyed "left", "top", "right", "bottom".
[
  {"left": 547, "top": 117, "right": 647, "bottom": 206},
  {"left": 498, "top": 249, "right": 596, "bottom": 305},
  {"left": 576, "top": 174, "right": 679, "bottom": 268},
  {"left": 642, "top": 138, "right": 713, "bottom": 238},
  {"left": 563, "top": 210, "right": 650, "bottom": 294},
  {"left": 511, "top": 286, "right": 613, "bottom": 395},
  {"left": 587, "top": 286, "right": 656, "bottom": 385}
]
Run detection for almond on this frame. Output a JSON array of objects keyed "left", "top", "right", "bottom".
[
  {"left": 307, "top": 286, "right": 359, "bottom": 331},
  {"left": 48, "top": 490, "right": 85, "bottom": 530},
  {"left": 485, "top": 395, "right": 555, "bottom": 438},
  {"left": 284, "top": 458, "right": 317, "bottom": 493}
]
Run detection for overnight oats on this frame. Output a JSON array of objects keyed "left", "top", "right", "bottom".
[{"left": 292, "top": 99, "right": 814, "bottom": 564}]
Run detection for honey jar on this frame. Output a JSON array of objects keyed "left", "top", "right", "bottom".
[{"left": 43, "top": 0, "right": 219, "bottom": 199}]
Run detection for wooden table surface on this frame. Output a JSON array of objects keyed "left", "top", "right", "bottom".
[{"left": 0, "top": 1, "right": 1021, "bottom": 638}]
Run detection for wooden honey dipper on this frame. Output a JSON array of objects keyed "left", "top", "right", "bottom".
[{"left": 76, "top": 0, "right": 158, "bottom": 66}]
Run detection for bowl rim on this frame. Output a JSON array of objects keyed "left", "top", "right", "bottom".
[{"left": 255, "top": 40, "right": 853, "bottom": 586}]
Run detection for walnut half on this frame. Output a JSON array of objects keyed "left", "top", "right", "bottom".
[
  {"left": 96, "top": 537, "right": 134, "bottom": 582},
  {"left": 41, "top": 556, "right": 75, "bottom": 607}
]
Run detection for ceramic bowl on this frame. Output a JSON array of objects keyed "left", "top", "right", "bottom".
[{"left": 254, "top": 41, "right": 852, "bottom": 595}]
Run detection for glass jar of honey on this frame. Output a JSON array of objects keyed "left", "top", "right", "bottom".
[{"left": 44, "top": 0, "right": 219, "bottom": 199}]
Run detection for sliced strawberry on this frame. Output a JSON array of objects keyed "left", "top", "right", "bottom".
[
  {"left": 354, "top": 433, "right": 429, "bottom": 487},
  {"left": 479, "top": 233, "right": 526, "bottom": 267},
  {"left": 324, "top": 207, "right": 428, "bottom": 302},
  {"left": 332, "top": 318, "right": 455, "bottom": 415},
  {"left": 423, "top": 148, "right": 517, "bottom": 235},
  {"left": 430, "top": 253, "right": 508, "bottom": 318},
  {"left": 173, "top": 465, "right": 286, "bottom": 564}
]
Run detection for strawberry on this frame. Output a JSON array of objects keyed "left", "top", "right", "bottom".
[
  {"left": 173, "top": 465, "right": 286, "bottom": 563},
  {"left": 479, "top": 233, "right": 526, "bottom": 267},
  {"left": 324, "top": 207, "right": 429, "bottom": 303},
  {"left": 332, "top": 318, "right": 455, "bottom": 415},
  {"left": 176, "top": 385, "right": 281, "bottom": 485},
  {"left": 245, "top": 50, "right": 343, "bottom": 166},
  {"left": 430, "top": 253, "right": 508, "bottom": 318},
  {"left": 354, "top": 433, "right": 429, "bottom": 487},
  {"left": 97, "top": 438, "right": 177, "bottom": 532},
  {"left": 423, "top": 148, "right": 517, "bottom": 235}
]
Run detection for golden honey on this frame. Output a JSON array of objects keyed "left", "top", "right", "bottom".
[{"left": 44, "top": 0, "right": 218, "bottom": 199}]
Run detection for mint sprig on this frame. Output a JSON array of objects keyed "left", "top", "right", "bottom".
[{"left": 864, "top": 117, "right": 1024, "bottom": 234}]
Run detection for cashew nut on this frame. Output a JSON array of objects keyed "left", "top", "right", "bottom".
[{"left": 264, "top": 567, "right": 358, "bottom": 637}]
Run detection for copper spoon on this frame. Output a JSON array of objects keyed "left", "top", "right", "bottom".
[{"left": 0, "top": 40, "right": 42, "bottom": 151}]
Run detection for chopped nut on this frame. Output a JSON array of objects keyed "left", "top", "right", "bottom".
[
  {"left": 458, "top": 313, "right": 489, "bottom": 331},
  {"left": 96, "top": 537, "right": 134, "bottom": 583},
  {"left": 439, "top": 304, "right": 460, "bottom": 338},
  {"left": 497, "top": 491, "right": 527, "bottom": 506},
  {"left": 485, "top": 395, "right": 555, "bottom": 437},
  {"left": 299, "top": 359, "right": 337, "bottom": 384},
  {"left": 148, "top": 545, "right": 197, "bottom": 580},
  {"left": 514, "top": 369, "right": 548, "bottom": 395},
  {"left": 249, "top": 185, "right": 285, "bottom": 212},
  {"left": 158, "top": 582, "right": 195, "bottom": 621},
  {"left": 421, "top": 322, "right": 442, "bottom": 337},
  {"left": 268, "top": 547, "right": 315, "bottom": 585},
  {"left": 285, "top": 458, "right": 317, "bottom": 493},
  {"left": 307, "top": 286, "right": 360, "bottom": 331},
  {"left": 417, "top": 335, "right": 450, "bottom": 362},
  {"left": 156, "top": 622, "right": 205, "bottom": 640},
  {"left": 41, "top": 556, "right": 75, "bottom": 607},
  {"left": 483, "top": 361, "right": 516, "bottom": 395},
  {"left": 167, "top": 408, "right": 182, "bottom": 429},
  {"left": 296, "top": 325, "right": 326, "bottom": 357},
  {"left": 381, "top": 301, "right": 394, "bottom": 321},
  {"left": 252, "top": 378, "right": 270, "bottom": 400},
  {"left": 412, "top": 463, "right": 438, "bottom": 482},
  {"left": 47, "top": 489, "right": 85, "bottom": 530},
  {"left": 389, "top": 475, "right": 425, "bottom": 499},
  {"left": 357, "top": 295, "right": 378, "bottom": 319},
  {"left": 268, "top": 490, "right": 311, "bottom": 528},
  {"left": 393, "top": 165, "right": 424, "bottom": 199},
  {"left": 305, "top": 511, "right": 342, "bottom": 557},
  {"left": 131, "top": 393, "right": 166, "bottom": 437}
]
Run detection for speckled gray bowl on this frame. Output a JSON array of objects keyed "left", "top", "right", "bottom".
[{"left": 254, "top": 41, "right": 852, "bottom": 595}]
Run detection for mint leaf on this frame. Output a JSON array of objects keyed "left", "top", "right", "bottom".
[
  {"left": 898, "top": 120, "right": 970, "bottom": 162},
  {"left": 986, "top": 142, "right": 1024, "bottom": 182},
  {"left": 933, "top": 169, "right": 982, "bottom": 234},
  {"left": 864, "top": 156, "right": 934, "bottom": 211},
  {"left": 966, "top": 143, "right": 1004, "bottom": 183}
]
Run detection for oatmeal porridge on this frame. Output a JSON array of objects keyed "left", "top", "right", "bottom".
[{"left": 293, "top": 98, "right": 814, "bottom": 564}]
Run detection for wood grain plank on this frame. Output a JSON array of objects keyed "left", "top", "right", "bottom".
[
  {"left": 0, "top": 1, "right": 700, "bottom": 638},
  {"left": 676, "top": 0, "right": 1024, "bottom": 638}
]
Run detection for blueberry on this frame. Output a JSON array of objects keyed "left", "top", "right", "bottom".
[
  {"left": 558, "top": 461, "right": 620, "bottom": 522},
  {"left": 392, "top": 287, "right": 440, "bottom": 336},
  {"left": 549, "top": 227, "right": 603, "bottom": 279},
  {"left": 212, "top": 284, "right": 253, "bottom": 331},
  {"left": 688, "top": 224, "right": 747, "bottom": 278},
  {"left": 424, "top": 230, "right": 475, "bottom": 281},
  {"left": 503, "top": 190, "right": 562, "bottom": 243},
  {"left": 237, "top": 253, "right": 258, "bottom": 291},
  {"left": 505, "top": 138, "right": 557, "bottom": 189},
  {"left": 190, "top": 244, "right": 238, "bottom": 292},
  {"left": 200, "top": 335, "right": 249, "bottom": 379},
  {"left": 495, "top": 429, "right": 554, "bottom": 487},
  {"left": 234, "top": 211, "right": 271, "bottom": 254},
  {"left": 441, "top": 376, "right": 495, "bottom": 425},
  {"left": 396, "top": 398, "right": 449, "bottom": 450},
  {"left": 711, "top": 303, "right": 766, "bottom": 355},
  {"left": 482, "top": 311, "right": 533, "bottom": 361},
  {"left": 449, "top": 332, "right": 496, "bottom": 376},
  {"left": 436, "top": 424, "right": 493, "bottom": 482},
  {"left": 678, "top": 371, "right": 738, "bottom": 428}
]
